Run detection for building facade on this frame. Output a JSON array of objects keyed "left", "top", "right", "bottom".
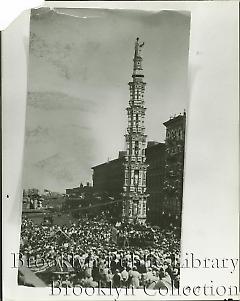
[
  {"left": 66, "top": 182, "right": 93, "bottom": 198},
  {"left": 122, "top": 38, "right": 148, "bottom": 224},
  {"left": 92, "top": 152, "right": 126, "bottom": 197},
  {"left": 162, "top": 112, "right": 186, "bottom": 224}
]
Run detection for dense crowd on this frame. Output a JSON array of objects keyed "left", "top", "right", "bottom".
[{"left": 19, "top": 214, "right": 181, "bottom": 289}]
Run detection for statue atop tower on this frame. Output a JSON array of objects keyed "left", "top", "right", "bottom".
[
  {"left": 134, "top": 37, "right": 145, "bottom": 57},
  {"left": 122, "top": 38, "right": 148, "bottom": 224},
  {"left": 133, "top": 37, "right": 145, "bottom": 79}
]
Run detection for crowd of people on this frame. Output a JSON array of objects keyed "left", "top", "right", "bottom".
[{"left": 19, "top": 213, "right": 181, "bottom": 289}]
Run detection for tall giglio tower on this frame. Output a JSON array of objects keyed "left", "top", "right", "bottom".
[{"left": 122, "top": 38, "right": 148, "bottom": 224}]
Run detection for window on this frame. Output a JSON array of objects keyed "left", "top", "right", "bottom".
[
  {"left": 135, "top": 141, "right": 139, "bottom": 155},
  {"left": 143, "top": 203, "right": 146, "bottom": 214},
  {"left": 136, "top": 114, "right": 139, "bottom": 123},
  {"left": 134, "top": 170, "right": 139, "bottom": 186}
]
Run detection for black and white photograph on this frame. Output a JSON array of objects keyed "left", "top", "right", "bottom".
[
  {"left": 1, "top": 1, "right": 239, "bottom": 301},
  {"left": 2, "top": 2, "right": 238, "bottom": 300},
  {"left": 17, "top": 7, "right": 190, "bottom": 290}
]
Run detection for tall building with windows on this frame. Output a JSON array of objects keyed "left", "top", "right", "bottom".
[
  {"left": 162, "top": 112, "right": 186, "bottom": 224},
  {"left": 122, "top": 38, "right": 148, "bottom": 224}
]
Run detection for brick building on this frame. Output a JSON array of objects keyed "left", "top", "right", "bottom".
[
  {"left": 66, "top": 182, "right": 93, "bottom": 198},
  {"left": 162, "top": 112, "right": 186, "bottom": 225},
  {"left": 91, "top": 151, "right": 126, "bottom": 197}
]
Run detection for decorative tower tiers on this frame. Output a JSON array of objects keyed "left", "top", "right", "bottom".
[{"left": 122, "top": 38, "right": 148, "bottom": 224}]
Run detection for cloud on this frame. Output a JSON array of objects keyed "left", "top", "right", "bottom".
[
  {"left": 27, "top": 91, "right": 97, "bottom": 112},
  {"left": 35, "top": 153, "right": 75, "bottom": 182}
]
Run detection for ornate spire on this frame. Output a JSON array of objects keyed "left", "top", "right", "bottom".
[{"left": 122, "top": 38, "right": 148, "bottom": 224}]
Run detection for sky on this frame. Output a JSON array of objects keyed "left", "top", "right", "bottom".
[{"left": 23, "top": 7, "right": 190, "bottom": 193}]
